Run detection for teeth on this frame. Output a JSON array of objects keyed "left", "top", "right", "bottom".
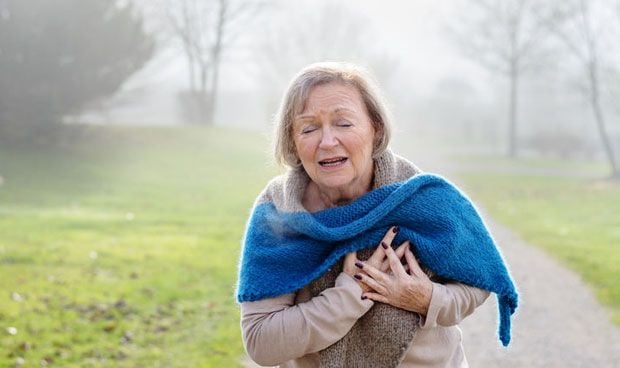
[{"left": 320, "top": 158, "right": 347, "bottom": 166}]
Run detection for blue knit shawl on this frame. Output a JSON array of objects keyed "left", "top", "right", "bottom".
[{"left": 237, "top": 173, "right": 518, "bottom": 346}]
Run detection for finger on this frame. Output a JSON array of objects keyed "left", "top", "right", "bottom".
[
  {"left": 405, "top": 246, "right": 425, "bottom": 278},
  {"left": 395, "top": 241, "right": 408, "bottom": 259},
  {"left": 368, "top": 244, "right": 387, "bottom": 269},
  {"left": 380, "top": 241, "right": 408, "bottom": 271},
  {"left": 344, "top": 251, "right": 357, "bottom": 265},
  {"left": 356, "top": 260, "right": 391, "bottom": 286},
  {"left": 383, "top": 239, "right": 408, "bottom": 277},
  {"left": 368, "top": 226, "right": 399, "bottom": 265},
  {"left": 343, "top": 252, "right": 359, "bottom": 275},
  {"left": 354, "top": 273, "right": 387, "bottom": 294},
  {"left": 362, "top": 292, "right": 389, "bottom": 304},
  {"left": 382, "top": 226, "right": 399, "bottom": 247},
  {"left": 380, "top": 259, "right": 387, "bottom": 272}
]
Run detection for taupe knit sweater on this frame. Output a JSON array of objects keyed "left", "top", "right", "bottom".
[
  {"left": 271, "top": 150, "right": 421, "bottom": 367},
  {"left": 241, "top": 150, "right": 491, "bottom": 367}
]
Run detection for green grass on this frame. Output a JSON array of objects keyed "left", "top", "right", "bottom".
[
  {"left": 450, "top": 154, "right": 610, "bottom": 176},
  {"left": 459, "top": 169, "right": 620, "bottom": 324},
  {"left": 0, "top": 126, "right": 276, "bottom": 367}
]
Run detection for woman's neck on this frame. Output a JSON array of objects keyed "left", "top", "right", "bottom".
[{"left": 303, "top": 171, "right": 374, "bottom": 212}]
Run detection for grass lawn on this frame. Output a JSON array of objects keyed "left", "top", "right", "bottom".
[
  {"left": 451, "top": 154, "right": 611, "bottom": 176},
  {"left": 458, "top": 168, "right": 620, "bottom": 324},
  {"left": 0, "top": 126, "right": 276, "bottom": 367}
]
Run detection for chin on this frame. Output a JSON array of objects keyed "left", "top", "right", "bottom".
[{"left": 315, "top": 173, "right": 355, "bottom": 189}]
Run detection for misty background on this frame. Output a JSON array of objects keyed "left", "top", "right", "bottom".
[
  {"left": 2, "top": 1, "right": 620, "bottom": 367},
  {"left": 2, "top": 0, "right": 619, "bottom": 173}
]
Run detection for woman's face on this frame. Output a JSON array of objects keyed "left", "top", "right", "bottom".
[{"left": 293, "top": 82, "right": 376, "bottom": 191}]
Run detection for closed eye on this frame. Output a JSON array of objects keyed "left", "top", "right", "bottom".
[{"left": 301, "top": 126, "right": 317, "bottom": 134}]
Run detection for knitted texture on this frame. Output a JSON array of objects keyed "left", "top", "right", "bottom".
[
  {"left": 236, "top": 151, "right": 518, "bottom": 349},
  {"left": 307, "top": 250, "right": 420, "bottom": 368}
]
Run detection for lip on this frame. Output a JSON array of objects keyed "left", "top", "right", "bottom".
[
  {"left": 318, "top": 156, "right": 347, "bottom": 163},
  {"left": 318, "top": 156, "right": 348, "bottom": 171}
]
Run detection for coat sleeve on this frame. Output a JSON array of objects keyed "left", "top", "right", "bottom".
[
  {"left": 419, "top": 282, "right": 490, "bottom": 329},
  {"left": 240, "top": 273, "right": 374, "bottom": 366}
]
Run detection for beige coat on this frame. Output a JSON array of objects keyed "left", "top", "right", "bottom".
[
  {"left": 241, "top": 272, "right": 489, "bottom": 367},
  {"left": 240, "top": 152, "right": 491, "bottom": 367}
]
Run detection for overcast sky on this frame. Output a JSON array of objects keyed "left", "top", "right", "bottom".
[
  {"left": 105, "top": 1, "right": 492, "bottom": 125},
  {"left": 141, "top": 0, "right": 486, "bottom": 93},
  {"left": 100, "top": 0, "right": 619, "bottom": 142}
]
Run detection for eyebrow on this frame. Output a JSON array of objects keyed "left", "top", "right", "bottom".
[
  {"left": 295, "top": 107, "right": 356, "bottom": 120},
  {"left": 295, "top": 114, "right": 315, "bottom": 121},
  {"left": 334, "top": 107, "right": 356, "bottom": 114}
]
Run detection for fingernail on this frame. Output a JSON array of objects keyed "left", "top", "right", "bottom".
[
  {"left": 393, "top": 226, "right": 399, "bottom": 234},
  {"left": 381, "top": 242, "right": 388, "bottom": 249},
  {"left": 354, "top": 274, "right": 362, "bottom": 280},
  {"left": 361, "top": 295, "right": 367, "bottom": 300},
  {"left": 355, "top": 261, "right": 364, "bottom": 269}
]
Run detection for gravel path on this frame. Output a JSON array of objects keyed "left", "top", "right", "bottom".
[
  {"left": 400, "top": 140, "right": 620, "bottom": 367},
  {"left": 461, "top": 215, "right": 620, "bottom": 367},
  {"left": 241, "top": 141, "right": 620, "bottom": 367},
  {"left": 402, "top": 140, "right": 620, "bottom": 367}
]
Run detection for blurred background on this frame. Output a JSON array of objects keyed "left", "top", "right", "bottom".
[{"left": 1, "top": 0, "right": 619, "bottom": 367}]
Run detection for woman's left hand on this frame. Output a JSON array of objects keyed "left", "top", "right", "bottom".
[{"left": 356, "top": 242, "right": 433, "bottom": 315}]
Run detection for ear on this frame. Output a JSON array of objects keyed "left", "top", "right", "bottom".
[{"left": 373, "top": 122, "right": 383, "bottom": 150}]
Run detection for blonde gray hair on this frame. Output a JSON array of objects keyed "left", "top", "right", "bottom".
[{"left": 273, "top": 62, "right": 393, "bottom": 168}]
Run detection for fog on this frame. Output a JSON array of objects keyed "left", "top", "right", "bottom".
[
  {"left": 2, "top": 0, "right": 620, "bottom": 167},
  {"left": 2, "top": 2, "right": 620, "bottom": 366},
  {"left": 57, "top": 0, "right": 620, "bottom": 163},
  {"left": 86, "top": 1, "right": 485, "bottom": 127}
]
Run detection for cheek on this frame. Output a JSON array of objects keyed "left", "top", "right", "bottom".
[
  {"left": 294, "top": 138, "right": 316, "bottom": 163},
  {"left": 350, "top": 134, "right": 375, "bottom": 158}
]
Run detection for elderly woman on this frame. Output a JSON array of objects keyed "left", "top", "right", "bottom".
[{"left": 236, "top": 62, "right": 518, "bottom": 368}]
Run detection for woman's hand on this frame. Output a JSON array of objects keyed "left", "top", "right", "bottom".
[
  {"left": 355, "top": 241, "right": 433, "bottom": 315},
  {"left": 343, "top": 226, "right": 408, "bottom": 293}
]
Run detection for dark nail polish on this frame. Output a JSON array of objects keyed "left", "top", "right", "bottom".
[
  {"left": 393, "top": 226, "right": 399, "bottom": 234},
  {"left": 381, "top": 242, "right": 388, "bottom": 249},
  {"left": 354, "top": 274, "right": 362, "bottom": 280},
  {"left": 355, "top": 261, "right": 364, "bottom": 269},
  {"left": 361, "top": 295, "right": 367, "bottom": 300}
]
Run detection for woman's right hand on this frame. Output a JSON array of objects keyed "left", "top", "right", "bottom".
[{"left": 344, "top": 226, "right": 409, "bottom": 293}]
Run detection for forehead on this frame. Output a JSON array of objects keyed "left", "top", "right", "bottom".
[{"left": 299, "top": 82, "right": 365, "bottom": 114}]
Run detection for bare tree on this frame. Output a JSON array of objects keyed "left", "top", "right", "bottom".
[
  {"left": 253, "top": 1, "right": 399, "bottom": 114},
  {"left": 543, "top": 0, "right": 619, "bottom": 178},
  {"left": 448, "top": 0, "right": 550, "bottom": 157},
  {"left": 160, "top": 0, "right": 261, "bottom": 125}
]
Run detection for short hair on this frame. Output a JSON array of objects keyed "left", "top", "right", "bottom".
[{"left": 273, "top": 62, "right": 393, "bottom": 168}]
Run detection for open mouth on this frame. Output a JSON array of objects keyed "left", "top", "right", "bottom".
[{"left": 318, "top": 157, "right": 348, "bottom": 167}]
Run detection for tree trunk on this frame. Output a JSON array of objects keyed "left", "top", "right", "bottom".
[
  {"left": 588, "top": 62, "right": 619, "bottom": 179},
  {"left": 508, "top": 59, "right": 519, "bottom": 158},
  {"left": 187, "top": 52, "right": 196, "bottom": 92},
  {"left": 206, "top": 0, "right": 226, "bottom": 126},
  {"left": 207, "top": 58, "right": 220, "bottom": 126},
  {"left": 198, "top": 63, "right": 211, "bottom": 125}
]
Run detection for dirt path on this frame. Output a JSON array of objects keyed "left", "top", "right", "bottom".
[
  {"left": 241, "top": 141, "right": 620, "bottom": 367},
  {"left": 461, "top": 215, "right": 620, "bottom": 367},
  {"left": 399, "top": 140, "right": 620, "bottom": 367}
]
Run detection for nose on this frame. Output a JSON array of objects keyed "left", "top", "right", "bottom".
[{"left": 318, "top": 126, "right": 339, "bottom": 149}]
